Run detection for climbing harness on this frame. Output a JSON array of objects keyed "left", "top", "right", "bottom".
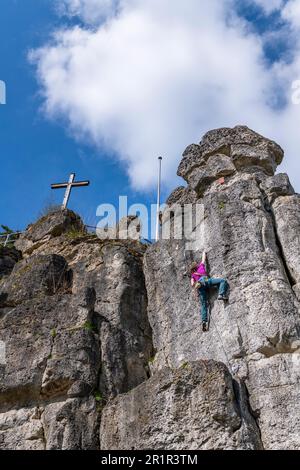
[{"left": 195, "top": 276, "right": 209, "bottom": 289}]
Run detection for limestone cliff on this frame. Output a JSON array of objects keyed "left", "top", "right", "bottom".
[
  {"left": 0, "top": 213, "right": 152, "bottom": 449},
  {"left": 1, "top": 126, "right": 300, "bottom": 450}
]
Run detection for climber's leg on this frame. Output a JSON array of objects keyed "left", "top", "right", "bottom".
[
  {"left": 207, "top": 278, "right": 229, "bottom": 300},
  {"left": 198, "top": 287, "right": 208, "bottom": 323}
]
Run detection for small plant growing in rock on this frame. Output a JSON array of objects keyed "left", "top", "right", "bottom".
[
  {"left": 94, "top": 391, "right": 103, "bottom": 402},
  {"left": 180, "top": 361, "right": 189, "bottom": 369},
  {"left": 38, "top": 203, "right": 61, "bottom": 218},
  {"left": 218, "top": 201, "right": 225, "bottom": 210},
  {"left": 94, "top": 390, "right": 106, "bottom": 412},
  {"left": 83, "top": 321, "right": 96, "bottom": 332},
  {"left": 50, "top": 329, "right": 57, "bottom": 339},
  {"left": 66, "top": 225, "right": 87, "bottom": 240},
  {"left": 148, "top": 356, "right": 156, "bottom": 365}
]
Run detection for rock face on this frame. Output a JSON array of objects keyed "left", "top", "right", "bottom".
[
  {"left": 0, "top": 211, "right": 152, "bottom": 449},
  {"left": 144, "top": 126, "right": 300, "bottom": 450},
  {"left": 101, "top": 361, "right": 262, "bottom": 450},
  {"left": 15, "top": 209, "right": 85, "bottom": 256},
  {"left": 0, "top": 247, "right": 21, "bottom": 280},
  {"left": 1, "top": 126, "right": 300, "bottom": 450},
  {"left": 0, "top": 254, "right": 71, "bottom": 307}
]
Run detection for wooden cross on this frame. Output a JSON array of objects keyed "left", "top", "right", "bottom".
[{"left": 51, "top": 173, "right": 90, "bottom": 209}]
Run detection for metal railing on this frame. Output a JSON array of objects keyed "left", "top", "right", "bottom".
[
  {"left": 0, "top": 232, "right": 23, "bottom": 247},
  {"left": 84, "top": 225, "right": 152, "bottom": 244},
  {"left": 0, "top": 227, "right": 153, "bottom": 247}
]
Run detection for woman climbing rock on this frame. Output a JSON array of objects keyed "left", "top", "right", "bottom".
[{"left": 190, "top": 251, "right": 229, "bottom": 332}]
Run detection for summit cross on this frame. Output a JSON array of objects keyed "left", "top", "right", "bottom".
[{"left": 51, "top": 173, "right": 90, "bottom": 209}]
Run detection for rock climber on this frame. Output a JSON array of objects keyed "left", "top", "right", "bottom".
[{"left": 190, "top": 251, "right": 229, "bottom": 332}]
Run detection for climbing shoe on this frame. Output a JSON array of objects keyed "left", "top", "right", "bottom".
[
  {"left": 202, "top": 321, "right": 208, "bottom": 332},
  {"left": 218, "top": 294, "right": 228, "bottom": 301}
]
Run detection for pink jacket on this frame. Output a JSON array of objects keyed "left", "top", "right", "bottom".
[{"left": 191, "top": 263, "right": 208, "bottom": 282}]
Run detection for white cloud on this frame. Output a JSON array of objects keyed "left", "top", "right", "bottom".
[
  {"left": 282, "top": 0, "right": 300, "bottom": 29},
  {"left": 57, "top": 0, "right": 119, "bottom": 24},
  {"left": 31, "top": 0, "right": 300, "bottom": 192},
  {"left": 252, "top": 0, "right": 283, "bottom": 14}
]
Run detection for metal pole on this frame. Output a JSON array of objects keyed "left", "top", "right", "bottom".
[
  {"left": 155, "top": 157, "right": 162, "bottom": 242},
  {"left": 4, "top": 234, "right": 9, "bottom": 247}
]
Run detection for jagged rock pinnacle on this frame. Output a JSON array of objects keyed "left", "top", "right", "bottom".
[{"left": 177, "top": 126, "right": 284, "bottom": 196}]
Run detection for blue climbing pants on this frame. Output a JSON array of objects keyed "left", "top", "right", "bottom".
[{"left": 198, "top": 278, "right": 228, "bottom": 322}]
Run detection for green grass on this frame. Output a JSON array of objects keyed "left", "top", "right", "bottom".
[{"left": 66, "top": 225, "right": 87, "bottom": 240}]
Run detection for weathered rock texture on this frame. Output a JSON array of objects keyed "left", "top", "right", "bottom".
[
  {"left": 0, "top": 247, "right": 21, "bottom": 280},
  {"left": 144, "top": 126, "right": 300, "bottom": 450},
  {"left": 0, "top": 210, "right": 152, "bottom": 449},
  {"left": 101, "top": 361, "right": 262, "bottom": 450},
  {"left": 1, "top": 126, "right": 300, "bottom": 450}
]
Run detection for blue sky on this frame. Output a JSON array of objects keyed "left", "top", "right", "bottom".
[
  {"left": 1, "top": 0, "right": 300, "bottom": 233},
  {"left": 0, "top": 0, "right": 159, "bottom": 231}
]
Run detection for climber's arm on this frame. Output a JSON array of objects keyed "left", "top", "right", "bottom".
[
  {"left": 201, "top": 251, "right": 206, "bottom": 264},
  {"left": 191, "top": 277, "right": 195, "bottom": 287}
]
